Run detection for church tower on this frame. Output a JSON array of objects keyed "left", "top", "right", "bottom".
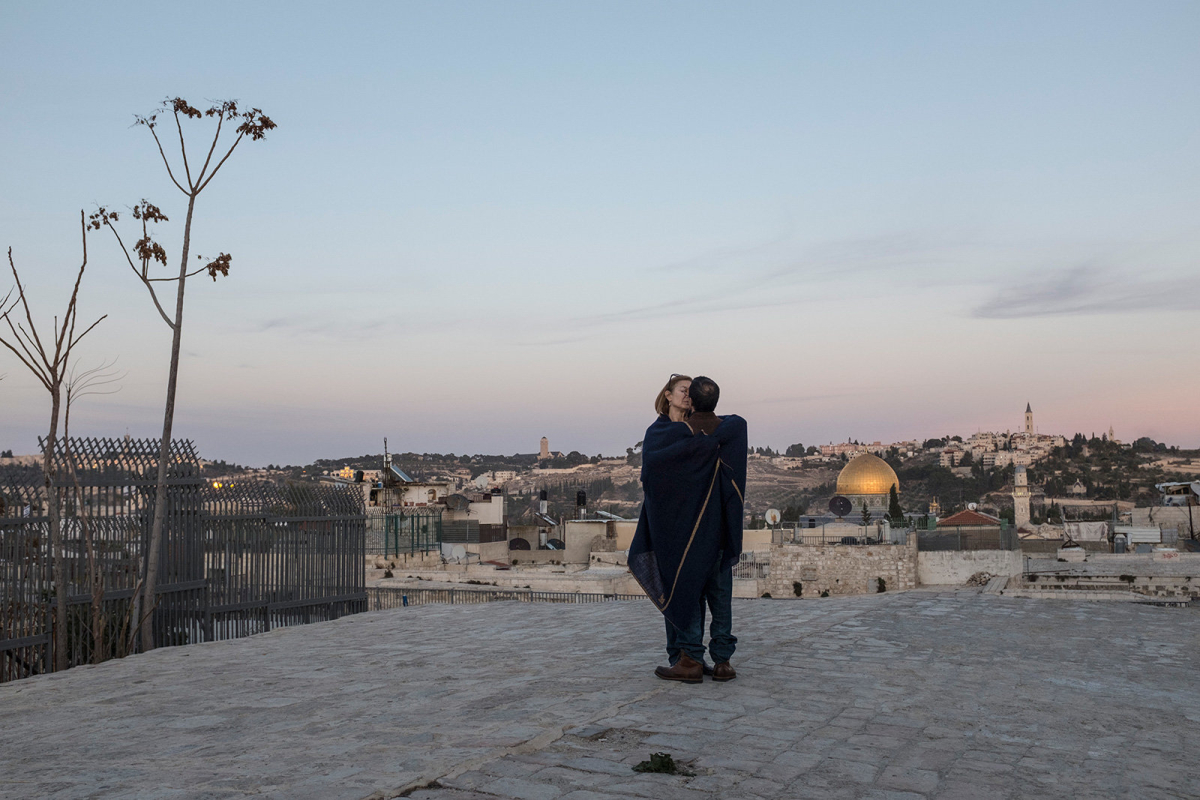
[
  {"left": 1013, "top": 464, "right": 1031, "bottom": 529},
  {"left": 1024, "top": 402, "right": 1033, "bottom": 435},
  {"left": 539, "top": 437, "right": 550, "bottom": 460}
]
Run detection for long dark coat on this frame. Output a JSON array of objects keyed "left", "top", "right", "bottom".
[{"left": 628, "top": 413, "right": 747, "bottom": 630}]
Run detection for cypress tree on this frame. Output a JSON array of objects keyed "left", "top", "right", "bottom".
[{"left": 887, "top": 483, "right": 904, "bottom": 525}]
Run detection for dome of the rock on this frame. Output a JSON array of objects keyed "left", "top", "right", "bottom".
[{"left": 836, "top": 453, "right": 899, "bottom": 497}]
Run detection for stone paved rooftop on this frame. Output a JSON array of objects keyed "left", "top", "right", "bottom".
[{"left": 2, "top": 589, "right": 1198, "bottom": 799}]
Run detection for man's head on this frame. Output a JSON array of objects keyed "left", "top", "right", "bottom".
[{"left": 688, "top": 376, "right": 719, "bottom": 413}]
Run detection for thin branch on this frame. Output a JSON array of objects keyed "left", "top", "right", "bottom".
[
  {"left": 57, "top": 211, "right": 88, "bottom": 364},
  {"left": 147, "top": 265, "right": 211, "bottom": 281},
  {"left": 195, "top": 111, "right": 226, "bottom": 187},
  {"left": 196, "top": 131, "right": 246, "bottom": 193},
  {"left": 69, "top": 315, "right": 108, "bottom": 349},
  {"left": 0, "top": 322, "right": 51, "bottom": 390},
  {"left": 146, "top": 126, "right": 188, "bottom": 195},
  {"left": 97, "top": 217, "right": 175, "bottom": 329},
  {"left": 67, "top": 358, "right": 125, "bottom": 404},
  {"left": 173, "top": 109, "right": 194, "bottom": 190},
  {"left": 7, "top": 248, "right": 53, "bottom": 375},
  {"left": 8, "top": 321, "right": 52, "bottom": 383}
]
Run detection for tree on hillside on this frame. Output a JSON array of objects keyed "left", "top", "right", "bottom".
[
  {"left": 785, "top": 443, "right": 805, "bottom": 457},
  {"left": 860, "top": 501, "right": 872, "bottom": 527},
  {"left": 92, "top": 97, "right": 275, "bottom": 651},
  {"left": 887, "top": 483, "right": 904, "bottom": 525},
  {"left": 0, "top": 214, "right": 107, "bottom": 669}
]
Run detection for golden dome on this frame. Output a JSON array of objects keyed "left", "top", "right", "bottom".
[{"left": 837, "top": 453, "right": 899, "bottom": 496}]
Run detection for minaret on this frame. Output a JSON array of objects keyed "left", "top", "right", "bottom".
[
  {"left": 1024, "top": 402, "right": 1033, "bottom": 435},
  {"left": 539, "top": 437, "right": 549, "bottom": 460},
  {"left": 1013, "top": 464, "right": 1031, "bottom": 529}
]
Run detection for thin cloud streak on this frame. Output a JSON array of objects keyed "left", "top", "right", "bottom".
[{"left": 975, "top": 265, "right": 1200, "bottom": 319}]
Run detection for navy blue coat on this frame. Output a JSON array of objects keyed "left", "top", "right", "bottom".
[{"left": 628, "top": 414, "right": 747, "bottom": 630}]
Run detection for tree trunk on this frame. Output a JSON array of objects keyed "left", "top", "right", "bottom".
[
  {"left": 141, "top": 192, "right": 196, "bottom": 652},
  {"left": 44, "top": 391, "right": 67, "bottom": 671}
]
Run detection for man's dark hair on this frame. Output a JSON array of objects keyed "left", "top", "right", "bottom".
[{"left": 689, "top": 376, "right": 719, "bottom": 413}]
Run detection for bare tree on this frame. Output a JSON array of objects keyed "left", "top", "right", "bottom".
[
  {"left": 92, "top": 97, "right": 275, "bottom": 650},
  {"left": 0, "top": 212, "right": 106, "bottom": 670},
  {"left": 62, "top": 360, "right": 123, "bottom": 663}
]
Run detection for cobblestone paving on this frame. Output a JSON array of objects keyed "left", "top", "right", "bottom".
[{"left": 2, "top": 589, "right": 1198, "bottom": 799}]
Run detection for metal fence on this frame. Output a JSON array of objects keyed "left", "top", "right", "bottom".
[
  {"left": 916, "top": 526, "right": 1019, "bottom": 551},
  {"left": 734, "top": 551, "right": 770, "bottom": 579},
  {"left": 0, "top": 438, "right": 365, "bottom": 683},
  {"left": 772, "top": 526, "right": 910, "bottom": 546},
  {"left": 367, "top": 586, "right": 644, "bottom": 609},
  {"left": 366, "top": 510, "right": 442, "bottom": 557}
]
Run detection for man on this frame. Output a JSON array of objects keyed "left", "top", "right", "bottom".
[{"left": 628, "top": 375, "right": 747, "bottom": 684}]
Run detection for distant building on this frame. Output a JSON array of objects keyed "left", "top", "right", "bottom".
[
  {"left": 337, "top": 466, "right": 381, "bottom": 482},
  {"left": 939, "top": 448, "right": 965, "bottom": 467},
  {"left": 537, "top": 437, "right": 564, "bottom": 462},
  {"left": 938, "top": 509, "right": 1002, "bottom": 528}
]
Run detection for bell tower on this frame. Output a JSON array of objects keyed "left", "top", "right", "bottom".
[
  {"left": 1024, "top": 402, "right": 1033, "bottom": 435},
  {"left": 1013, "top": 464, "right": 1031, "bottom": 529}
]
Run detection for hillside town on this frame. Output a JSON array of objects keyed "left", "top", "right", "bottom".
[
  {"left": 139, "top": 401, "right": 1194, "bottom": 535},
  {"left": 18, "top": 402, "right": 1178, "bottom": 598}
]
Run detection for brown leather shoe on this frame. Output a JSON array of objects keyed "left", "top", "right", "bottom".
[
  {"left": 712, "top": 661, "right": 736, "bottom": 682},
  {"left": 655, "top": 652, "right": 703, "bottom": 683}
]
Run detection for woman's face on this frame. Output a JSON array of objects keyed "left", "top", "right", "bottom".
[{"left": 666, "top": 380, "right": 692, "bottom": 413}]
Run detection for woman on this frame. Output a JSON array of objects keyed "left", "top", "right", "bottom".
[{"left": 655, "top": 373, "right": 692, "bottom": 423}]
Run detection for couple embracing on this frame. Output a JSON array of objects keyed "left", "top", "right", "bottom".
[{"left": 629, "top": 374, "right": 747, "bottom": 684}]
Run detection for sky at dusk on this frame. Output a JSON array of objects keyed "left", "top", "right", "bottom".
[{"left": 2, "top": 1, "right": 1198, "bottom": 465}]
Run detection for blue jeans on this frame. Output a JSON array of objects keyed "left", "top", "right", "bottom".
[{"left": 665, "top": 553, "right": 737, "bottom": 665}]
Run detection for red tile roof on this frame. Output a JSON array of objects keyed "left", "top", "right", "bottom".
[{"left": 937, "top": 509, "right": 1002, "bottom": 527}]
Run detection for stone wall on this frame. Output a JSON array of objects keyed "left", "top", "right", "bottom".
[
  {"left": 509, "top": 550, "right": 571, "bottom": 567},
  {"left": 371, "top": 551, "right": 443, "bottom": 570},
  {"left": 765, "top": 537, "right": 917, "bottom": 598},
  {"left": 466, "top": 540, "right": 510, "bottom": 563},
  {"left": 917, "top": 550, "right": 1024, "bottom": 585}
]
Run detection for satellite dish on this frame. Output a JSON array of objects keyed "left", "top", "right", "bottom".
[
  {"left": 764, "top": 508, "right": 781, "bottom": 526},
  {"left": 968, "top": 502, "right": 978, "bottom": 511},
  {"left": 444, "top": 494, "right": 472, "bottom": 511},
  {"left": 508, "top": 538, "right": 531, "bottom": 550},
  {"left": 829, "top": 495, "right": 853, "bottom": 518},
  {"left": 473, "top": 474, "right": 489, "bottom": 490},
  {"left": 451, "top": 545, "right": 467, "bottom": 561}
]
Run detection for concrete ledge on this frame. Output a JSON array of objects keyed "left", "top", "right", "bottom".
[{"left": 999, "top": 588, "right": 1159, "bottom": 602}]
